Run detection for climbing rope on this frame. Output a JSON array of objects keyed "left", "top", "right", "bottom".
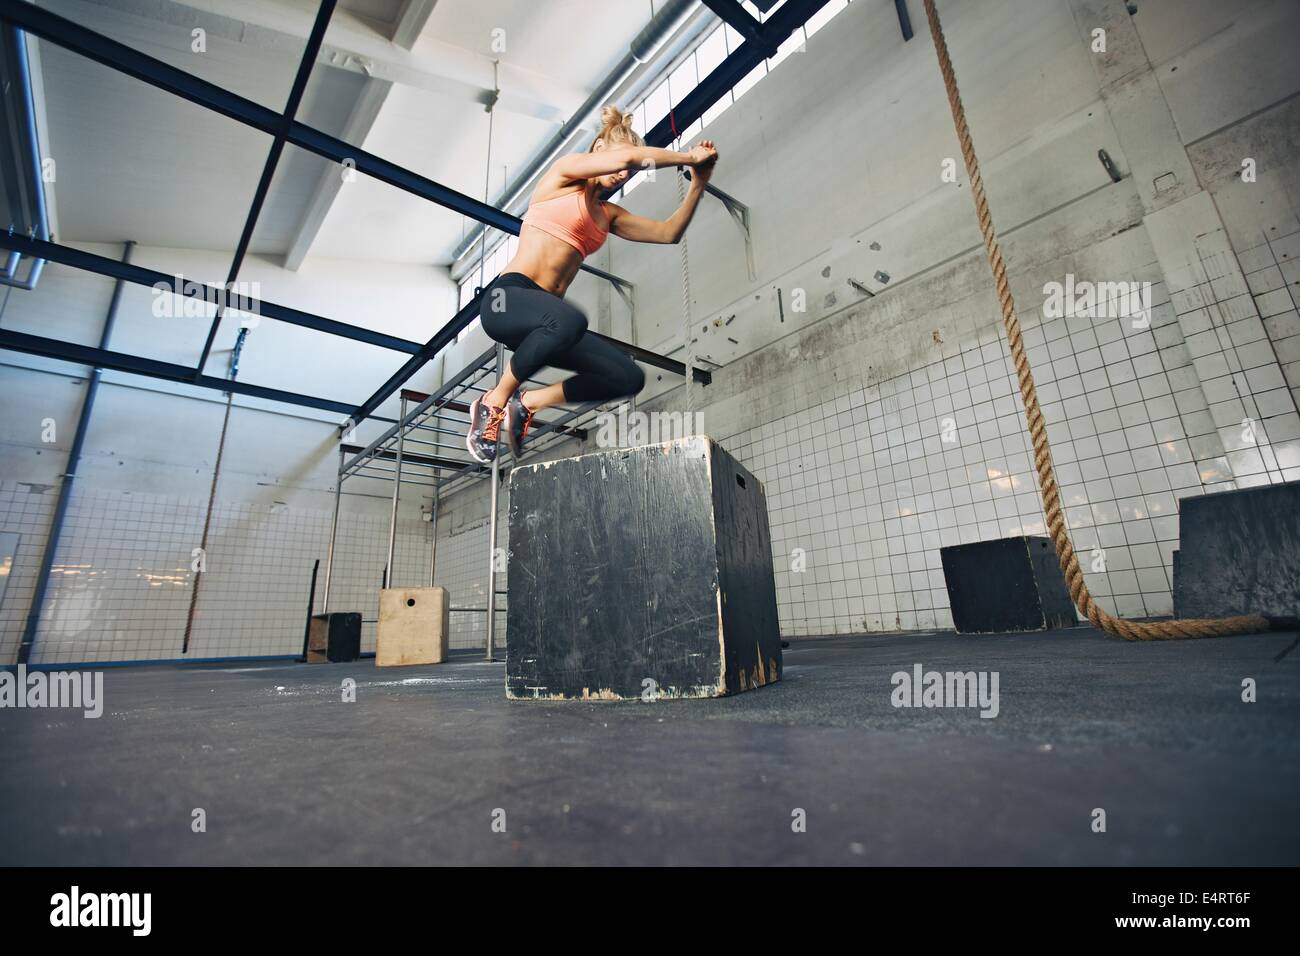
[
  {"left": 669, "top": 110, "right": 697, "bottom": 415},
  {"left": 921, "top": 0, "right": 1268, "bottom": 639},
  {"left": 675, "top": 163, "right": 696, "bottom": 415}
]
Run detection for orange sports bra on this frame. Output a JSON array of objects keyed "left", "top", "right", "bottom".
[{"left": 521, "top": 190, "right": 608, "bottom": 257}]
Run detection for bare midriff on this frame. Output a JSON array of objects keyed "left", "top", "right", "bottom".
[{"left": 501, "top": 223, "right": 588, "bottom": 298}]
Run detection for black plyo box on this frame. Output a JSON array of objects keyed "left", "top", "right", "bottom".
[
  {"left": 306, "top": 612, "right": 361, "bottom": 663},
  {"left": 940, "top": 536, "right": 1076, "bottom": 633},
  {"left": 506, "top": 436, "right": 782, "bottom": 699},
  {"left": 1173, "top": 479, "right": 1300, "bottom": 619}
]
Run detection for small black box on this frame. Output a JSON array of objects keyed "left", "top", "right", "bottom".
[
  {"left": 940, "top": 535, "right": 1077, "bottom": 633},
  {"left": 307, "top": 612, "right": 361, "bottom": 663},
  {"left": 1173, "top": 480, "right": 1300, "bottom": 619},
  {"left": 506, "top": 436, "right": 782, "bottom": 699}
]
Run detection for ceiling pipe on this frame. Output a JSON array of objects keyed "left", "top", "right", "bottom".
[
  {"left": 449, "top": 0, "right": 713, "bottom": 276},
  {"left": 0, "top": 24, "right": 50, "bottom": 291}
]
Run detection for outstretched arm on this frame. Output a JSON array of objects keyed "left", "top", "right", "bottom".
[
  {"left": 605, "top": 142, "right": 719, "bottom": 244},
  {"left": 553, "top": 142, "right": 717, "bottom": 183}
]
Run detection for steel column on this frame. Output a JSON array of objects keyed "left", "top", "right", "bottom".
[
  {"left": 428, "top": 476, "right": 441, "bottom": 587},
  {"left": 384, "top": 394, "right": 406, "bottom": 588},
  {"left": 323, "top": 446, "right": 344, "bottom": 614},
  {"left": 484, "top": 343, "right": 504, "bottom": 661},
  {"left": 17, "top": 241, "right": 134, "bottom": 663}
]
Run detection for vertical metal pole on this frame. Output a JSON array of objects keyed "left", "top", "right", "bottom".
[
  {"left": 17, "top": 241, "right": 135, "bottom": 663},
  {"left": 428, "top": 474, "right": 441, "bottom": 587},
  {"left": 485, "top": 344, "right": 504, "bottom": 660},
  {"left": 385, "top": 395, "right": 406, "bottom": 588},
  {"left": 323, "top": 446, "right": 344, "bottom": 614}
]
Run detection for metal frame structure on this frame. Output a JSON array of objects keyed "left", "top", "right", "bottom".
[
  {"left": 0, "top": 0, "right": 834, "bottom": 661},
  {"left": 324, "top": 344, "right": 611, "bottom": 659}
]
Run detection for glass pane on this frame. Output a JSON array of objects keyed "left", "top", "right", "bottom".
[
  {"left": 669, "top": 56, "right": 699, "bottom": 107},
  {"left": 724, "top": 24, "right": 744, "bottom": 54},
  {"left": 695, "top": 26, "right": 728, "bottom": 80},
  {"left": 732, "top": 61, "right": 767, "bottom": 101},
  {"left": 642, "top": 80, "right": 670, "bottom": 134}
]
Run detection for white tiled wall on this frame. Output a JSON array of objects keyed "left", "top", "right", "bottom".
[
  {"left": 717, "top": 240, "right": 1299, "bottom": 637},
  {"left": 420, "top": 226, "right": 1297, "bottom": 644}
]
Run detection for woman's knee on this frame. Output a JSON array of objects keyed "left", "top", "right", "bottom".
[{"left": 616, "top": 360, "right": 645, "bottom": 397}]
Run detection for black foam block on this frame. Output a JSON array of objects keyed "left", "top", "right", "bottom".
[
  {"left": 940, "top": 536, "right": 1077, "bottom": 634},
  {"left": 1173, "top": 480, "right": 1300, "bottom": 619},
  {"left": 307, "top": 612, "right": 361, "bottom": 663}
]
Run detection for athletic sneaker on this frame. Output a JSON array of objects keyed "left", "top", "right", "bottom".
[
  {"left": 466, "top": 396, "right": 505, "bottom": 463},
  {"left": 504, "top": 392, "right": 536, "bottom": 459}
]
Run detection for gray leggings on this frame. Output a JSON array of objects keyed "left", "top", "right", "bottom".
[{"left": 479, "top": 272, "right": 645, "bottom": 403}]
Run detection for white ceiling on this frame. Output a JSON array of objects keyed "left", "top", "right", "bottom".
[{"left": 35, "top": 0, "right": 662, "bottom": 267}]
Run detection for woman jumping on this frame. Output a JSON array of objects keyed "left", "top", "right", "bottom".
[{"left": 465, "top": 105, "right": 719, "bottom": 463}]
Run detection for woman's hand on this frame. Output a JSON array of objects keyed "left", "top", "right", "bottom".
[
  {"left": 689, "top": 140, "right": 719, "bottom": 168},
  {"left": 689, "top": 140, "right": 719, "bottom": 184}
]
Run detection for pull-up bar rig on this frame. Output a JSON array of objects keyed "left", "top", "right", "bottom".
[{"left": 326, "top": 342, "right": 616, "bottom": 659}]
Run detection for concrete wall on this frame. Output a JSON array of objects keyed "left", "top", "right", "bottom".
[{"left": 436, "top": 0, "right": 1300, "bottom": 639}]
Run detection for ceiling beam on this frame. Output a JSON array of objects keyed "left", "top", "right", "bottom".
[
  {"left": 85, "top": 0, "right": 581, "bottom": 123},
  {"left": 0, "top": 327, "right": 358, "bottom": 415},
  {"left": 281, "top": 76, "right": 391, "bottom": 271},
  {"left": 193, "top": 0, "right": 338, "bottom": 379},
  {"left": 391, "top": 0, "right": 437, "bottom": 51},
  {"left": 0, "top": 2, "right": 521, "bottom": 230},
  {"left": 700, "top": 0, "right": 770, "bottom": 52},
  {"left": 0, "top": 233, "right": 424, "bottom": 355},
  {"left": 280, "top": 1, "right": 435, "bottom": 270}
]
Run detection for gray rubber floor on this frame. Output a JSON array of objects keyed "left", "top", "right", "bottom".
[{"left": 2, "top": 626, "right": 1297, "bottom": 865}]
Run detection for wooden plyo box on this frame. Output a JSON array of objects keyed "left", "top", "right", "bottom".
[
  {"left": 376, "top": 587, "right": 451, "bottom": 666},
  {"left": 506, "top": 436, "right": 782, "bottom": 700}
]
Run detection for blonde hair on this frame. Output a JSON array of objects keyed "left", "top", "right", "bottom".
[{"left": 590, "top": 105, "right": 644, "bottom": 151}]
